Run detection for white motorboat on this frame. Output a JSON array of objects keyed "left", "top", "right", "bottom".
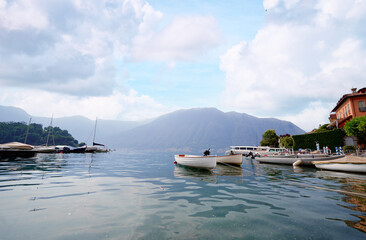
[
  {"left": 313, "top": 155, "right": 366, "bottom": 173},
  {"left": 226, "top": 146, "right": 291, "bottom": 157},
  {"left": 256, "top": 154, "right": 346, "bottom": 166},
  {"left": 217, "top": 153, "right": 243, "bottom": 166},
  {"left": 174, "top": 154, "right": 216, "bottom": 169}
]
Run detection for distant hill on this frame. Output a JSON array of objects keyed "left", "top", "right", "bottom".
[
  {"left": 0, "top": 105, "right": 31, "bottom": 122},
  {"left": 0, "top": 105, "right": 305, "bottom": 152},
  {"left": 0, "top": 105, "right": 145, "bottom": 145},
  {"left": 112, "top": 108, "right": 305, "bottom": 152}
]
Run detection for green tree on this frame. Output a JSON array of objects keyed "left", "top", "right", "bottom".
[
  {"left": 313, "top": 124, "right": 330, "bottom": 133},
  {"left": 281, "top": 136, "right": 294, "bottom": 148},
  {"left": 344, "top": 116, "right": 366, "bottom": 144},
  {"left": 0, "top": 122, "right": 79, "bottom": 146},
  {"left": 260, "top": 129, "right": 279, "bottom": 147}
]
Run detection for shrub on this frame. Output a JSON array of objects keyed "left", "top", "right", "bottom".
[
  {"left": 292, "top": 129, "right": 345, "bottom": 151},
  {"left": 343, "top": 145, "right": 356, "bottom": 151}
]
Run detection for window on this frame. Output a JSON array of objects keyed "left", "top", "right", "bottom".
[
  {"left": 359, "top": 101, "right": 366, "bottom": 112},
  {"left": 348, "top": 104, "right": 351, "bottom": 115}
]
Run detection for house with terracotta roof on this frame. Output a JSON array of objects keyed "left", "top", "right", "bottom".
[
  {"left": 329, "top": 87, "right": 366, "bottom": 129},
  {"left": 328, "top": 87, "right": 366, "bottom": 147}
]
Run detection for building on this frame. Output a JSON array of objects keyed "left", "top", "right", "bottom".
[
  {"left": 328, "top": 87, "right": 366, "bottom": 148},
  {"left": 329, "top": 87, "right": 366, "bottom": 129}
]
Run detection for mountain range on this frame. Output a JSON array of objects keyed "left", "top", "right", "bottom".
[{"left": 0, "top": 105, "right": 305, "bottom": 152}]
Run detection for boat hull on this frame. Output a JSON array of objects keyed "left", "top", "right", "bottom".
[
  {"left": 174, "top": 155, "right": 216, "bottom": 169},
  {"left": 71, "top": 146, "right": 87, "bottom": 153},
  {"left": 217, "top": 154, "right": 243, "bottom": 166},
  {"left": 313, "top": 155, "right": 366, "bottom": 173},
  {"left": 256, "top": 155, "right": 345, "bottom": 166},
  {"left": 0, "top": 142, "right": 34, "bottom": 150},
  {"left": 0, "top": 149, "right": 37, "bottom": 160},
  {"left": 34, "top": 146, "right": 56, "bottom": 153},
  {"left": 314, "top": 163, "right": 366, "bottom": 173}
]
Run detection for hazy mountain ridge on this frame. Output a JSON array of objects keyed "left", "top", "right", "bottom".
[
  {"left": 112, "top": 108, "right": 305, "bottom": 152},
  {"left": 0, "top": 105, "right": 144, "bottom": 145},
  {"left": 0, "top": 105, "right": 305, "bottom": 151}
]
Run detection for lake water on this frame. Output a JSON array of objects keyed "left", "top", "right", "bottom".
[{"left": 0, "top": 151, "right": 365, "bottom": 240}]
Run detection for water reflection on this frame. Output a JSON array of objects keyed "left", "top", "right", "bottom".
[
  {"left": 171, "top": 163, "right": 289, "bottom": 220},
  {"left": 343, "top": 195, "right": 366, "bottom": 233},
  {"left": 0, "top": 153, "right": 70, "bottom": 173},
  {"left": 173, "top": 164, "right": 244, "bottom": 183},
  {"left": 173, "top": 165, "right": 217, "bottom": 183},
  {"left": 215, "top": 164, "right": 243, "bottom": 176},
  {"left": 0, "top": 152, "right": 365, "bottom": 239},
  {"left": 315, "top": 171, "right": 366, "bottom": 233}
]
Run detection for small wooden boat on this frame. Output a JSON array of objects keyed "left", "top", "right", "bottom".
[
  {"left": 256, "top": 154, "right": 346, "bottom": 166},
  {"left": 313, "top": 155, "right": 366, "bottom": 173},
  {"left": 174, "top": 154, "right": 216, "bottom": 169},
  {"left": 217, "top": 153, "right": 243, "bottom": 166}
]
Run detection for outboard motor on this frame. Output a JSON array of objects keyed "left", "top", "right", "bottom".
[{"left": 203, "top": 148, "right": 211, "bottom": 156}]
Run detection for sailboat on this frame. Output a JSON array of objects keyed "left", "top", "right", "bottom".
[
  {"left": 85, "top": 118, "right": 109, "bottom": 153},
  {"left": 34, "top": 115, "right": 56, "bottom": 153}
]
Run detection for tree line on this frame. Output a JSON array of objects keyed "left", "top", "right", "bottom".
[
  {"left": 259, "top": 115, "right": 366, "bottom": 150},
  {"left": 0, "top": 121, "right": 79, "bottom": 146}
]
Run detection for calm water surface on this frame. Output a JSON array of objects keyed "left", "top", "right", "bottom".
[{"left": 0, "top": 151, "right": 365, "bottom": 239}]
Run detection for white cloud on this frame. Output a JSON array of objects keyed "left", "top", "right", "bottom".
[
  {"left": 1, "top": 87, "right": 173, "bottom": 121},
  {"left": 220, "top": 0, "right": 366, "bottom": 129},
  {"left": 263, "top": 0, "right": 279, "bottom": 10},
  {"left": 131, "top": 15, "right": 221, "bottom": 62},
  {"left": 316, "top": 0, "right": 366, "bottom": 21},
  {"left": 0, "top": 0, "right": 165, "bottom": 97},
  {"left": 0, "top": 0, "right": 48, "bottom": 30},
  {"left": 0, "top": 0, "right": 221, "bottom": 123},
  {"left": 278, "top": 102, "right": 332, "bottom": 132}
]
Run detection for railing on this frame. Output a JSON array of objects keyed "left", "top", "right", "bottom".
[{"left": 344, "top": 149, "right": 366, "bottom": 156}]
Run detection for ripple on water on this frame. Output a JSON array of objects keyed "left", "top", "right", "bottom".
[{"left": 0, "top": 152, "right": 364, "bottom": 240}]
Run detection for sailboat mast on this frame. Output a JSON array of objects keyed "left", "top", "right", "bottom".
[
  {"left": 93, "top": 117, "right": 97, "bottom": 144},
  {"left": 46, "top": 114, "right": 53, "bottom": 146},
  {"left": 24, "top": 117, "right": 32, "bottom": 144}
]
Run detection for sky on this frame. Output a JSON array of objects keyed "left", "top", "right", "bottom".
[{"left": 1, "top": 0, "right": 366, "bottom": 132}]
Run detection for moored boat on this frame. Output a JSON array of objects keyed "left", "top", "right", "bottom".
[
  {"left": 0, "top": 149, "right": 37, "bottom": 159},
  {"left": 55, "top": 145, "right": 87, "bottom": 153},
  {"left": 226, "top": 146, "right": 291, "bottom": 157},
  {"left": 217, "top": 153, "right": 243, "bottom": 166},
  {"left": 174, "top": 154, "right": 216, "bottom": 169},
  {"left": 256, "top": 154, "right": 346, "bottom": 166},
  {"left": 85, "top": 118, "right": 110, "bottom": 153},
  {"left": 313, "top": 155, "right": 366, "bottom": 173},
  {"left": 34, "top": 145, "right": 56, "bottom": 153},
  {"left": 0, "top": 142, "right": 34, "bottom": 150},
  {"left": 0, "top": 142, "right": 37, "bottom": 160}
]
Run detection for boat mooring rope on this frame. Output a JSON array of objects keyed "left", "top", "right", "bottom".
[{"left": 216, "top": 160, "right": 366, "bottom": 198}]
